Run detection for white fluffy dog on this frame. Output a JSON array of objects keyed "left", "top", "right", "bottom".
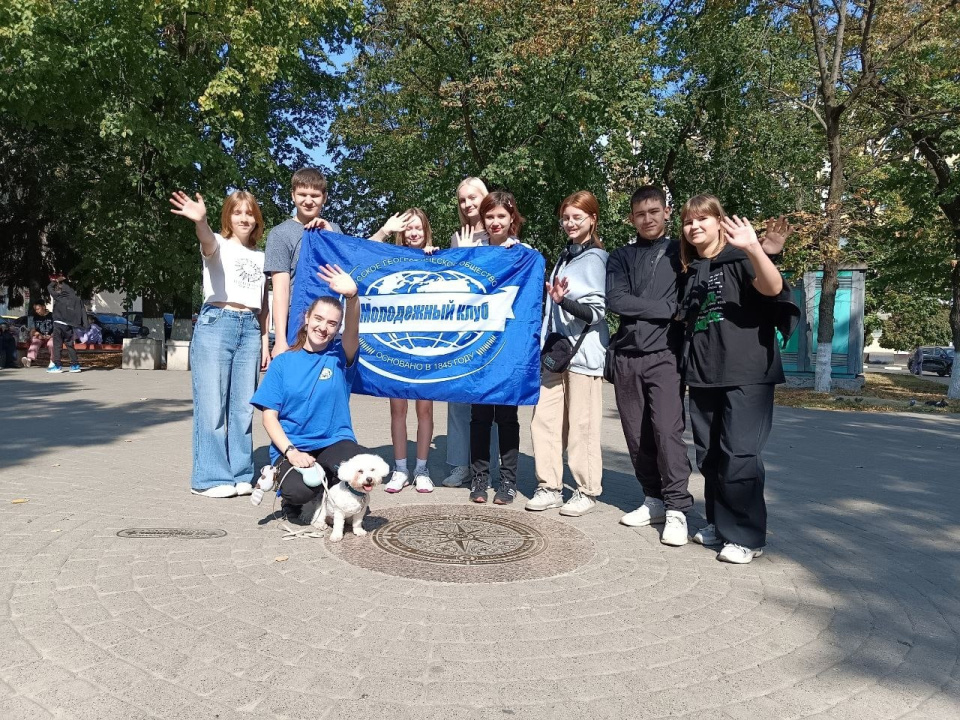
[{"left": 300, "top": 454, "right": 390, "bottom": 542}]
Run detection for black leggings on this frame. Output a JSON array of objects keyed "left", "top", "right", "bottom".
[
  {"left": 470, "top": 404, "right": 519, "bottom": 486},
  {"left": 276, "top": 439, "right": 369, "bottom": 507}
]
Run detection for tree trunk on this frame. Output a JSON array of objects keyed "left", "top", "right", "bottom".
[{"left": 814, "top": 117, "right": 845, "bottom": 393}]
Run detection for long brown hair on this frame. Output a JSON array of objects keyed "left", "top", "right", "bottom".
[
  {"left": 289, "top": 296, "right": 343, "bottom": 351},
  {"left": 394, "top": 207, "right": 433, "bottom": 248},
  {"left": 220, "top": 190, "right": 264, "bottom": 248},
  {"left": 678, "top": 193, "right": 727, "bottom": 271},
  {"left": 478, "top": 190, "right": 526, "bottom": 238},
  {"left": 558, "top": 190, "right": 602, "bottom": 249}
]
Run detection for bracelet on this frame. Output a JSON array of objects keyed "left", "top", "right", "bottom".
[{"left": 283, "top": 444, "right": 296, "bottom": 459}]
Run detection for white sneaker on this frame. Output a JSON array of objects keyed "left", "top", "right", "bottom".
[
  {"left": 441, "top": 465, "right": 471, "bottom": 488},
  {"left": 385, "top": 470, "right": 409, "bottom": 493},
  {"left": 414, "top": 471, "right": 434, "bottom": 493},
  {"left": 692, "top": 523, "right": 721, "bottom": 545},
  {"left": 191, "top": 484, "right": 238, "bottom": 498},
  {"left": 525, "top": 487, "right": 564, "bottom": 512},
  {"left": 559, "top": 489, "right": 596, "bottom": 517},
  {"left": 718, "top": 543, "right": 763, "bottom": 564},
  {"left": 20, "top": 357, "right": 31, "bottom": 368},
  {"left": 660, "top": 510, "right": 688, "bottom": 546},
  {"left": 235, "top": 482, "right": 253, "bottom": 496},
  {"left": 620, "top": 497, "right": 666, "bottom": 527}
]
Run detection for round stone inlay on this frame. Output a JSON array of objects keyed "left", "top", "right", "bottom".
[
  {"left": 326, "top": 504, "right": 595, "bottom": 583},
  {"left": 373, "top": 513, "right": 546, "bottom": 566}
]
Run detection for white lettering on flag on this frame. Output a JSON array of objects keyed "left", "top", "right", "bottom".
[{"left": 359, "top": 287, "right": 519, "bottom": 334}]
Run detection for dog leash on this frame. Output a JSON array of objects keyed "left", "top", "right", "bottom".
[{"left": 279, "top": 523, "right": 324, "bottom": 540}]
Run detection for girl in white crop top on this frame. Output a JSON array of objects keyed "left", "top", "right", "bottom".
[{"left": 170, "top": 190, "right": 269, "bottom": 499}]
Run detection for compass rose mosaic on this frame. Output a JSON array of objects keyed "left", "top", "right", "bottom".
[{"left": 325, "top": 504, "right": 595, "bottom": 583}]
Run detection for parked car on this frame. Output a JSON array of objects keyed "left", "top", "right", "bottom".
[
  {"left": 93, "top": 312, "right": 149, "bottom": 344},
  {"left": 908, "top": 346, "right": 954, "bottom": 377}
]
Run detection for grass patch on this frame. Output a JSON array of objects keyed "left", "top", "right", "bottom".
[{"left": 776, "top": 373, "right": 959, "bottom": 414}]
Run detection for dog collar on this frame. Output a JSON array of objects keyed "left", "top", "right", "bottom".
[{"left": 341, "top": 481, "right": 367, "bottom": 498}]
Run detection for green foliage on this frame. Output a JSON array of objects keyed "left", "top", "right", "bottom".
[
  {"left": 880, "top": 295, "right": 953, "bottom": 351},
  {"left": 0, "top": 0, "right": 360, "bottom": 310},
  {"left": 328, "top": 0, "right": 662, "bottom": 257}
]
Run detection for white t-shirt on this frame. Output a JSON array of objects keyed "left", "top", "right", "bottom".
[{"left": 202, "top": 234, "right": 266, "bottom": 310}]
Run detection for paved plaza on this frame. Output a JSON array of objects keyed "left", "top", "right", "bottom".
[{"left": 2, "top": 367, "right": 960, "bottom": 719}]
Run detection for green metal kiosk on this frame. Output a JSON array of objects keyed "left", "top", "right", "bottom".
[{"left": 782, "top": 264, "right": 867, "bottom": 388}]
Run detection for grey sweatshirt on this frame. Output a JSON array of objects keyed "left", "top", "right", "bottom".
[{"left": 540, "top": 247, "right": 610, "bottom": 377}]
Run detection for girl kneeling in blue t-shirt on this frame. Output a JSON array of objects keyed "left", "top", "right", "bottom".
[{"left": 251, "top": 265, "right": 372, "bottom": 519}]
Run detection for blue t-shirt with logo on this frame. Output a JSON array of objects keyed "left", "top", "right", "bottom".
[{"left": 251, "top": 342, "right": 358, "bottom": 463}]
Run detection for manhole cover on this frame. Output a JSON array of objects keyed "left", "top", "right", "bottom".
[
  {"left": 326, "top": 505, "right": 594, "bottom": 583},
  {"left": 117, "top": 528, "right": 227, "bottom": 539}
]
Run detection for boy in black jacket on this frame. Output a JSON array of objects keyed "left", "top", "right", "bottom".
[
  {"left": 47, "top": 273, "right": 87, "bottom": 373},
  {"left": 606, "top": 187, "right": 693, "bottom": 546}
]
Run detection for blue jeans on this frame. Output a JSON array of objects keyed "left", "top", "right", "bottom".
[{"left": 190, "top": 305, "right": 261, "bottom": 490}]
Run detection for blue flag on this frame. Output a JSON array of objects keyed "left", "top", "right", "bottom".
[{"left": 289, "top": 231, "right": 545, "bottom": 405}]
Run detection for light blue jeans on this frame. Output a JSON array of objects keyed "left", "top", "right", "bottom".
[
  {"left": 190, "top": 305, "right": 261, "bottom": 491},
  {"left": 447, "top": 402, "right": 498, "bottom": 476}
]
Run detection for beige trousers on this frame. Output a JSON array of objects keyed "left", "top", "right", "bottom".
[{"left": 531, "top": 370, "right": 604, "bottom": 496}]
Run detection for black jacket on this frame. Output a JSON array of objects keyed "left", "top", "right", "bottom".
[
  {"left": 48, "top": 281, "right": 88, "bottom": 328},
  {"left": 605, "top": 236, "right": 683, "bottom": 355}
]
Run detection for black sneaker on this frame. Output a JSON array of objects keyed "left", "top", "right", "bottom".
[
  {"left": 279, "top": 502, "right": 303, "bottom": 524},
  {"left": 469, "top": 478, "right": 488, "bottom": 504},
  {"left": 493, "top": 482, "right": 517, "bottom": 505}
]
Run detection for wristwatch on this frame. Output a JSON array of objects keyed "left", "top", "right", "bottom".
[{"left": 283, "top": 444, "right": 296, "bottom": 460}]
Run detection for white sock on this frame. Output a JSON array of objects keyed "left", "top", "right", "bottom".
[
  {"left": 394, "top": 460, "right": 407, "bottom": 474},
  {"left": 415, "top": 458, "right": 428, "bottom": 475}
]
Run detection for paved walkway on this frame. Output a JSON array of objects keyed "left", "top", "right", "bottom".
[{"left": 2, "top": 368, "right": 959, "bottom": 719}]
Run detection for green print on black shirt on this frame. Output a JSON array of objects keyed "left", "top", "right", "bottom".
[{"left": 694, "top": 269, "right": 725, "bottom": 332}]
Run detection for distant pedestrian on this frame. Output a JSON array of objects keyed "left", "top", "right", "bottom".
[
  {"left": 47, "top": 273, "right": 87, "bottom": 373},
  {"left": 0, "top": 323, "right": 17, "bottom": 368},
  {"left": 23, "top": 301, "right": 54, "bottom": 368}
]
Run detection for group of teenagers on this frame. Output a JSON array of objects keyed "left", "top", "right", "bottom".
[{"left": 171, "top": 167, "right": 797, "bottom": 566}]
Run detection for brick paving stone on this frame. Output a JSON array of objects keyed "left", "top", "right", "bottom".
[{"left": 2, "top": 369, "right": 960, "bottom": 718}]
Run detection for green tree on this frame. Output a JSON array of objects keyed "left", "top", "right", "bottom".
[
  {"left": 0, "top": 0, "right": 358, "bottom": 312},
  {"left": 328, "top": 0, "right": 661, "bottom": 256},
  {"left": 865, "top": 0, "right": 960, "bottom": 396},
  {"left": 767, "top": 0, "right": 957, "bottom": 392}
]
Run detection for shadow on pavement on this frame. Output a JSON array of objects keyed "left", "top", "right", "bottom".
[{"left": 0, "top": 375, "right": 192, "bottom": 469}]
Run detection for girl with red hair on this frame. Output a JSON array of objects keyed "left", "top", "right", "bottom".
[{"left": 526, "top": 191, "right": 610, "bottom": 517}]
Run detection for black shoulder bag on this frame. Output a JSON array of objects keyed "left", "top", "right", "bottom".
[
  {"left": 541, "top": 305, "right": 590, "bottom": 374},
  {"left": 540, "top": 252, "right": 594, "bottom": 374}
]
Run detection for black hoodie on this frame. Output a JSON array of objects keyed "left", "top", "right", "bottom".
[
  {"left": 681, "top": 245, "right": 799, "bottom": 387},
  {"left": 48, "top": 281, "right": 87, "bottom": 329},
  {"left": 605, "top": 235, "right": 684, "bottom": 355}
]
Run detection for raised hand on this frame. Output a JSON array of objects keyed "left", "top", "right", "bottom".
[
  {"left": 169, "top": 191, "right": 207, "bottom": 224},
  {"left": 317, "top": 264, "right": 358, "bottom": 298},
  {"left": 719, "top": 215, "right": 760, "bottom": 250},
  {"left": 303, "top": 217, "right": 332, "bottom": 231},
  {"left": 545, "top": 277, "right": 569, "bottom": 304},
  {"left": 381, "top": 211, "right": 413, "bottom": 236},
  {"left": 454, "top": 224, "right": 474, "bottom": 248},
  {"left": 760, "top": 215, "right": 793, "bottom": 255}
]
